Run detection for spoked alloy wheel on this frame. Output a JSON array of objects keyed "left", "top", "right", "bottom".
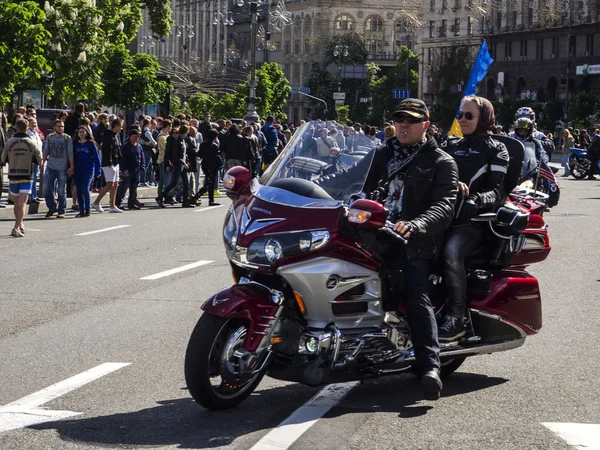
[{"left": 185, "top": 315, "right": 266, "bottom": 410}]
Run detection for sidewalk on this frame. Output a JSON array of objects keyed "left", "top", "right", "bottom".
[{"left": 0, "top": 173, "right": 225, "bottom": 220}]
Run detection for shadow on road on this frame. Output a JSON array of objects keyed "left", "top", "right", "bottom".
[{"left": 31, "top": 372, "right": 507, "bottom": 448}]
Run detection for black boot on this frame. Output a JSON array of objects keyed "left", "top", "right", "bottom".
[
  {"left": 438, "top": 315, "right": 466, "bottom": 342},
  {"left": 421, "top": 367, "right": 443, "bottom": 401}
]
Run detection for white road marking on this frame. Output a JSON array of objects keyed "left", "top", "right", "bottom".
[
  {"left": 0, "top": 362, "right": 130, "bottom": 433},
  {"left": 140, "top": 260, "right": 214, "bottom": 280},
  {"left": 194, "top": 205, "right": 224, "bottom": 212},
  {"left": 250, "top": 381, "right": 359, "bottom": 450},
  {"left": 75, "top": 225, "right": 131, "bottom": 236},
  {"left": 542, "top": 422, "right": 600, "bottom": 450}
]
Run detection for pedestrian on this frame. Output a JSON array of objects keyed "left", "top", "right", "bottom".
[
  {"left": 156, "top": 120, "right": 171, "bottom": 197},
  {"left": 223, "top": 124, "right": 254, "bottom": 170},
  {"left": 261, "top": 115, "right": 278, "bottom": 169},
  {"left": 243, "top": 125, "right": 260, "bottom": 177},
  {"left": 157, "top": 124, "right": 193, "bottom": 208},
  {"left": 6, "top": 113, "right": 23, "bottom": 140},
  {"left": 116, "top": 128, "right": 145, "bottom": 210},
  {"left": 186, "top": 126, "right": 201, "bottom": 203},
  {"left": 26, "top": 117, "right": 43, "bottom": 204},
  {"left": 0, "top": 118, "right": 42, "bottom": 236},
  {"left": 0, "top": 113, "right": 6, "bottom": 208},
  {"left": 138, "top": 117, "right": 157, "bottom": 187},
  {"left": 73, "top": 126, "right": 102, "bottom": 217},
  {"left": 43, "top": 120, "right": 74, "bottom": 218},
  {"left": 194, "top": 129, "right": 222, "bottom": 206},
  {"left": 561, "top": 129, "right": 574, "bottom": 177},
  {"left": 93, "top": 118, "right": 124, "bottom": 213},
  {"left": 64, "top": 103, "right": 85, "bottom": 138},
  {"left": 587, "top": 128, "right": 600, "bottom": 180}
]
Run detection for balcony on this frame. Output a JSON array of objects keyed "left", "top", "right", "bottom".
[{"left": 366, "top": 52, "right": 398, "bottom": 66}]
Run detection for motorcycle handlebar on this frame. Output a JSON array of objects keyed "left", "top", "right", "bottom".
[{"left": 382, "top": 221, "right": 408, "bottom": 244}]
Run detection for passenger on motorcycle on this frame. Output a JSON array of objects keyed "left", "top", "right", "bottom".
[
  {"left": 439, "top": 96, "right": 509, "bottom": 341},
  {"left": 512, "top": 117, "right": 549, "bottom": 184},
  {"left": 511, "top": 107, "right": 555, "bottom": 159}
]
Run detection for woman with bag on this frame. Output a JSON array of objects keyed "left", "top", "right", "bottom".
[{"left": 194, "top": 129, "right": 222, "bottom": 206}]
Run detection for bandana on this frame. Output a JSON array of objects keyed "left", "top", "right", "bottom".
[{"left": 384, "top": 138, "right": 426, "bottom": 222}]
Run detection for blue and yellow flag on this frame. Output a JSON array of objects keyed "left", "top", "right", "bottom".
[{"left": 449, "top": 39, "right": 495, "bottom": 137}]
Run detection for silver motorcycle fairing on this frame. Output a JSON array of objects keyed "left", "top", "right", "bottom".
[{"left": 276, "top": 256, "right": 384, "bottom": 329}]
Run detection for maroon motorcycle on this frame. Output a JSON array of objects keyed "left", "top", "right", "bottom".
[{"left": 184, "top": 122, "right": 551, "bottom": 410}]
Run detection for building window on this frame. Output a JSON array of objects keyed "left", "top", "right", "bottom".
[
  {"left": 454, "top": 18, "right": 460, "bottom": 35},
  {"left": 496, "top": 13, "right": 502, "bottom": 30},
  {"left": 586, "top": 34, "right": 594, "bottom": 55},
  {"left": 520, "top": 40, "right": 528, "bottom": 57},
  {"left": 440, "top": 19, "right": 447, "bottom": 37},
  {"left": 569, "top": 35, "right": 576, "bottom": 56},
  {"left": 303, "top": 63, "right": 310, "bottom": 80},
  {"left": 293, "top": 63, "right": 300, "bottom": 84},
  {"left": 442, "top": 0, "right": 449, "bottom": 10},
  {"left": 304, "top": 39, "right": 309, "bottom": 54},
  {"left": 536, "top": 39, "right": 543, "bottom": 60},
  {"left": 551, "top": 37, "right": 558, "bottom": 56},
  {"left": 284, "top": 63, "right": 290, "bottom": 77},
  {"left": 285, "top": 41, "right": 290, "bottom": 53},
  {"left": 294, "top": 41, "right": 299, "bottom": 55},
  {"left": 430, "top": 0, "right": 435, "bottom": 12},
  {"left": 395, "top": 20, "right": 408, "bottom": 34},
  {"left": 335, "top": 14, "right": 354, "bottom": 31},
  {"left": 454, "top": 0, "right": 461, "bottom": 9},
  {"left": 429, "top": 20, "right": 435, "bottom": 38},
  {"left": 467, "top": 17, "right": 473, "bottom": 35},
  {"left": 428, "top": 48, "right": 433, "bottom": 64},
  {"left": 528, "top": 8, "right": 534, "bottom": 26},
  {"left": 505, "top": 41, "right": 512, "bottom": 58},
  {"left": 512, "top": 10, "right": 517, "bottom": 29},
  {"left": 490, "top": 43, "right": 497, "bottom": 59},
  {"left": 366, "top": 39, "right": 382, "bottom": 54},
  {"left": 367, "top": 16, "right": 383, "bottom": 32}
]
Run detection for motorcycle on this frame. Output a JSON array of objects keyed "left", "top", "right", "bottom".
[
  {"left": 569, "top": 147, "right": 600, "bottom": 179},
  {"left": 184, "top": 122, "right": 551, "bottom": 410}
]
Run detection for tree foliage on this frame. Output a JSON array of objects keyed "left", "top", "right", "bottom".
[
  {"left": 368, "top": 46, "right": 419, "bottom": 126},
  {"left": 185, "top": 92, "right": 216, "bottom": 117},
  {"left": 570, "top": 92, "right": 598, "bottom": 128},
  {"left": 103, "top": 45, "right": 169, "bottom": 110},
  {"left": 0, "top": 1, "right": 51, "bottom": 104}
]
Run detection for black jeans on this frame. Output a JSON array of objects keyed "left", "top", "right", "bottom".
[
  {"left": 116, "top": 172, "right": 139, "bottom": 208},
  {"left": 196, "top": 167, "right": 216, "bottom": 203},
  {"left": 383, "top": 244, "right": 440, "bottom": 370},
  {"left": 161, "top": 166, "right": 189, "bottom": 203},
  {"left": 443, "top": 225, "right": 485, "bottom": 317},
  {"left": 589, "top": 151, "right": 599, "bottom": 177}
]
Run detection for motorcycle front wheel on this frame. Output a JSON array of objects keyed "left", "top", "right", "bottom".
[
  {"left": 570, "top": 157, "right": 589, "bottom": 179},
  {"left": 185, "top": 314, "right": 266, "bottom": 410}
]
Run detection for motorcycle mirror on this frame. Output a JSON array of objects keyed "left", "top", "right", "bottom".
[
  {"left": 223, "top": 166, "right": 251, "bottom": 199},
  {"left": 347, "top": 199, "right": 387, "bottom": 228}
]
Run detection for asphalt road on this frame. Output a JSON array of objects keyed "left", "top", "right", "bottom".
[{"left": 0, "top": 177, "right": 599, "bottom": 450}]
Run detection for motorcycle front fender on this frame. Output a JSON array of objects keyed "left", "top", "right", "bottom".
[{"left": 202, "top": 284, "right": 281, "bottom": 352}]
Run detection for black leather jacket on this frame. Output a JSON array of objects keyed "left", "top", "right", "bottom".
[
  {"left": 100, "top": 130, "right": 121, "bottom": 167},
  {"left": 442, "top": 135, "right": 509, "bottom": 225},
  {"left": 364, "top": 137, "right": 459, "bottom": 259}
]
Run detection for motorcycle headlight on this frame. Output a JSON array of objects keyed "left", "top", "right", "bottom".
[{"left": 247, "top": 230, "right": 330, "bottom": 265}]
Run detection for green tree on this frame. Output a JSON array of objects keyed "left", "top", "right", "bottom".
[
  {"left": 336, "top": 105, "right": 350, "bottom": 124},
  {"left": 429, "top": 46, "right": 474, "bottom": 128},
  {"left": 368, "top": 46, "right": 419, "bottom": 126},
  {"left": 0, "top": 1, "right": 51, "bottom": 104},
  {"left": 186, "top": 91, "right": 216, "bottom": 117},
  {"left": 102, "top": 45, "right": 169, "bottom": 110},
  {"left": 305, "top": 62, "right": 334, "bottom": 119},
  {"left": 570, "top": 92, "right": 598, "bottom": 128}
]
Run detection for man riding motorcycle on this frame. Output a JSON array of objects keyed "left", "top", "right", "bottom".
[
  {"left": 512, "top": 118, "right": 549, "bottom": 184},
  {"left": 318, "top": 99, "right": 459, "bottom": 399},
  {"left": 510, "top": 107, "right": 555, "bottom": 160}
]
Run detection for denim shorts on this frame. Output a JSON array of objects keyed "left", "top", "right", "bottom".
[{"left": 9, "top": 180, "right": 33, "bottom": 195}]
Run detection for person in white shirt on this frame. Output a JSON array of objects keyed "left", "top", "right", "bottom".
[{"left": 26, "top": 117, "right": 43, "bottom": 203}]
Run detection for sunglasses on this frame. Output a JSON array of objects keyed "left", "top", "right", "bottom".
[
  {"left": 457, "top": 111, "right": 475, "bottom": 120},
  {"left": 394, "top": 116, "right": 425, "bottom": 124}
]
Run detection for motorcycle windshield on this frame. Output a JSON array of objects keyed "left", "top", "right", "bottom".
[{"left": 256, "top": 121, "right": 377, "bottom": 208}]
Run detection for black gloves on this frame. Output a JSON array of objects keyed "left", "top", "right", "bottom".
[{"left": 461, "top": 194, "right": 480, "bottom": 218}]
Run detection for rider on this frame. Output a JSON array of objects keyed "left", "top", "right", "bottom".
[
  {"left": 512, "top": 117, "right": 549, "bottom": 184},
  {"left": 511, "top": 107, "right": 555, "bottom": 159},
  {"left": 439, "top": 96, "right": 509, "bottom": 341},
  {"left": 362, "top": 99, "right": 459, "bottom": 399}
]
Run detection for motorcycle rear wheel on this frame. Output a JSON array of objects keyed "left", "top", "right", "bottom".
[{"left": 185, "top": 314, "right": 265, "bottom": 410}]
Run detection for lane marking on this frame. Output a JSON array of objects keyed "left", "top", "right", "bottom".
[
  {"left": 0, "top": 362, "right": 130, "bottom": 433},
  {"left": 140, "top": 260, "right": 214, "bottom": 280},
  {"left": 76, "top": 225, "right": 131, "bottom": 236},
  {"left": 250, "top": 381, "right": 359, "bottom": 450},
  {"left": 194, "top": 205, "right": 224, "bottom": 212},
  {"left": 542, "top": 422, "right": 600, "bottom": 450}
]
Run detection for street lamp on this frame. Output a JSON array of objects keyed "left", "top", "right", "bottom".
[
  {"left": 175, "top": 24, "right": 195, "bottom": 65},
  {"left": 333, "top": 45, "right": 348, "bottom": 92},
  {"left": 562, "top": 1, "right": 585, "bottom": 129},
  {"left": 139, "top": 35, "right": 156, "bottom": 53}
]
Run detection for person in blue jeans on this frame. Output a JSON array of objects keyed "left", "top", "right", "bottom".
[
  {"left": 73, "top": 127, "right": 102, "bottom": 217},
  {"left": 43, "top": 120, "right": 74, "bottom": 218}
]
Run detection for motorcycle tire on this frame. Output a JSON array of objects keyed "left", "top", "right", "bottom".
[
  {"left": 184, "top": 314, "right": 265, "bottom": 411},
  {"left": 570, "top": 158, "right": 589, "bottom": 179},
  {"left": 440, "top": 357, "right": 467, "bottom": 377}
]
